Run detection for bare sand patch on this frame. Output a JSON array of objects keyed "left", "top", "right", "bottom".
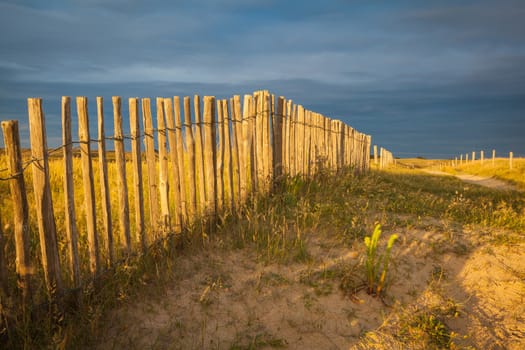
[{"left": 91, "top": 219, "right": 525, "bottom": 349}]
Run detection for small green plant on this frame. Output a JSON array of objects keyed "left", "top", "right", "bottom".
[
  {"left": 414, "top": 313, "right": 452, "bottom": 348},
  {"left": 364, "top": 224, "right": 398, "bottom": 296}
]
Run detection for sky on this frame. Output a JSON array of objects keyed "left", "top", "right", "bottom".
[{"left": 1, "top": 0, "right": 524, "bottom": 158}]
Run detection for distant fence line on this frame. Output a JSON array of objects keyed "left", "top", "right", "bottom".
[
  {"left": 453, "top": 150, "right": 516, "bottom": 169},
  {"left": 372, "top": 144, "right": 395, "bottom": 169},
  {"left": 0, "top": 90, "right": 371, "bottom": 309}
]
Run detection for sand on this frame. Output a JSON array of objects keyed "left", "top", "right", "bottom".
[{"left": 91, "top": 219, "right": 525, "bottom": 349}]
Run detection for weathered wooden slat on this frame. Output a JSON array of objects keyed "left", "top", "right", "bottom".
[
  {"left": 173, "top": 97, "right": 187, "bottom": 225},
  {"left": 296, "top": 105, "right": 305, "bottom": 176},
  {"left": 27, "top": 98, "right": 62, "bottom": 298},
  {"left": 97, "top": 97, "right": 114, "bottom": 267},
  {"left": 216, "top": 100, "right": 225, "bottom": 212},
  {"left": 248, "top": 94, "right": 257, "bottom": 194},
  {"left": 203, "top": 96, "right": 217, "bottom": 215},
  {"left": 255, "top": 92, "right": 263, "bottom": 190},
  {"left": 156, "top": 98, "right": 170, "bottom": 231},
  {"left": 222, "top": 99, "right": 234, "bottom": 211},
  {"left": 77, "top": 96, "right": 100, "bottom": 277},
  {"left": 112, "top": 96, "right": 131, "bottom": 253},
  {"left": 262, "top": 91, "right": 271, "bottom": 189},
  {"left": 365, "top": 135, "right": 372, "bottom": 171},
  {"left": 339, "top": 121, "right": 345, "bottom": 171},
  {"left": 289, "top": 103, "right": 297, "bottom": 176},
  {"left": 286, "top": 100, "right": 293, "bottom": 174},
  {"left": 324, "top": 116, "right": 330, "bottom": 170},
  {"left": 230, "top": 96, "right": 242, "bottom": 209},
  {"left": 141, "top": 98, "right": 159, "bottom": 236},
  {"left": 241, "top": 95, "right": 252, "bottom": 200},
  {"left": 62, "top": 97, "right": 81, "bottom": 286},
  {"left": 183, "top": 96, "right": 197, "bottom": 221},
  {"left": 1, "top": 120, "right": 32, "bottom": 304},
  {"left": 304, "top": 110, "right": 312, "bottom": 177},
  {"left": 273, "top": 97, "right": 284, "bottom": 179},
  {"left": 193, "top": 95, "right": 206, "bottom": 214},
  {"left": 164, "top": 98, "right": 182, "bottom": 231},
  {"left": 129, "top": 98, "right": 145, "bottom": 251}
]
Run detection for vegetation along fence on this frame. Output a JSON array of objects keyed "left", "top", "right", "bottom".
[{"left": 0, "top": 90, "right": 371, "bottom": 311}]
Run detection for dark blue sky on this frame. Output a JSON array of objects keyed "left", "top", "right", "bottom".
[{"left": 1, "top": 0, "right": 524, "bottom": 158}]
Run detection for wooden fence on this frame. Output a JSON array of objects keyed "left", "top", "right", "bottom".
[
  {"left": 454, "top": 150, "right": 516, "bottom": 169},
  {"left": 372, "top": 145, "right": 395, "bottom": 169},
  {"left": 0, "top": 90, "right": 371, "bottom": 308}
]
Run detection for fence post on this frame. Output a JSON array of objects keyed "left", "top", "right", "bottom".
[
  {"left": 492, "top": 149, "right": 496, "bottom": 167},
  {"left": 97, "top": 97, "right": 114, "bottom": 266},
  {"left": 141, "top": 98, "right": 159, "bottom": 238},
  {"left": 273, "top": 97, "right": 284, "bottom": 180},
  {"left": 112, "top": 96, "right": 131, "bottom": 253},
  {"left": 194, "top": 95, "right": 206, "bottom": 214},
  {"left": 222, "top": 100, "right": 234, "bottom": 211},
  {"left": 323, "top": 116, "right": 329, "bottom": 170},
  {"left": 77, "top": 97, "right": 100, "bottom": 277},
  {"left": 297, "top": 105, "right": 305, "bottom": 175},
  {"left": 156, "top": 98, "right": 170, "bottom": 231},
  {"left": 231, "top": 96, "right": 242, "bottom": 208},
  {"left": 250, "top": 95, "right": 258, "bottom": 191},
  {"left": 164, "top": 98, "right": 182, "bottom": 231},
  {"left": 283, "top": 100, "right": 292, "bottom": 174},
  {"left": 254, "top": 92, "right": 263, "bottom": 190},
  {"left": 331, "top": 120, "right": 338, "bottom": 171},
  {"left": 270, "top": 93, "right": 275, "bottom": 178},
  {"left": 338, "top": 121, "right": 345, "bottom": 172},
  {"left": 289, "top": 103, "right": 297, "bottom": 176},
  {"left": 365, "top": 135, "right": 372, "bottom": 171},
  {"left": 241, "top": 95, "right": 252, "bottom": 199},
  {"left": 304, "top": 110, "right": 312, "bottom": 177},
  {"left": 183, "top": 97, "right": 197, "bottom": 220},
  {"left": 1, "top": 120, "right": 32, "bottom": 305},
  {"left": 27, "top": 98, "right": 62, "bottom": 300},
  {"left": 216, "top": 100, "right": 225, "bottom": 212},
  {"left": 480, "top": 150, "right": 484, "bottom": 165},
  {"left": 262, "top": 91, "right": 272, "bottom": 189},
  {"left": 129, "top": 98, "right": 145, "bottom": 251},
  {"left": 509, "top": 152, "right": 513, "bottom": 170},
  {"left": 62, "top": 97, "right": 81, "bottom": 286},
  {"left": 173, "top": 97, "right": 187, "bottom": 225},
  {"left": 203, "top": 96, "right": 217, "bottom": 215}
]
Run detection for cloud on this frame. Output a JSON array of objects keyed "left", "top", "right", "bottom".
[
  {"left": 1, "top": 1, "right": 524, "bottom": 156},
  {"left": 401, "top": 1, "right": 525, "bottom": 48}
]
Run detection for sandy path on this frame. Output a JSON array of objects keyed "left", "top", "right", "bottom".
[{"left": 424, "top": 170, "right": 519, "bottom": 191}]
